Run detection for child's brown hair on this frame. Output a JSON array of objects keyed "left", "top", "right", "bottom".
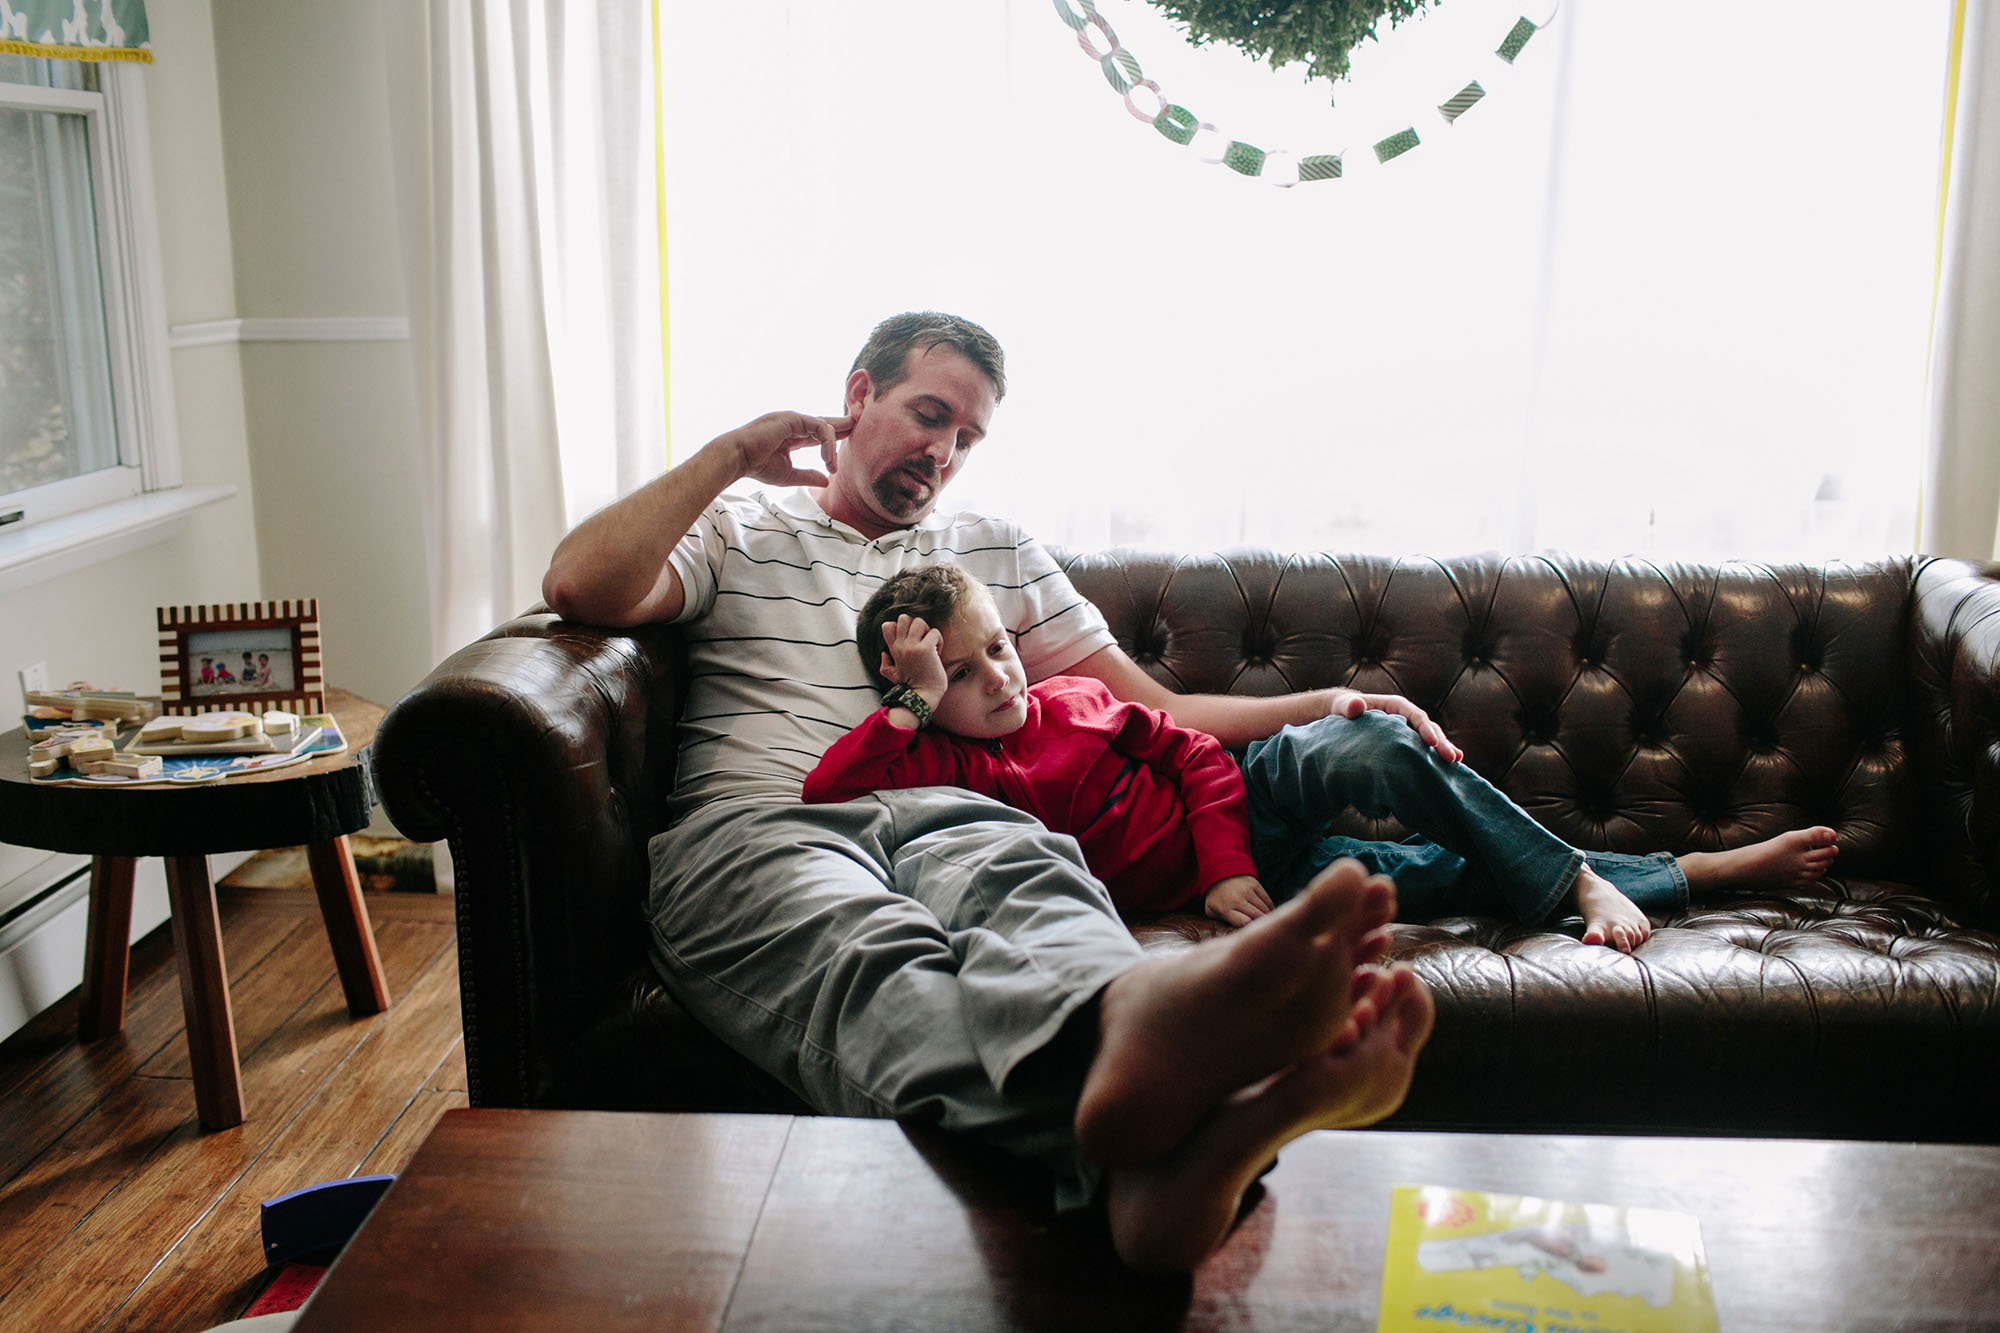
[{"left": 856, "top": 564, "right": 976, "bottom": 690}]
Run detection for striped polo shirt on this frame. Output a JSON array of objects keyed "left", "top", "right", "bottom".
[{"left": 665, "top": 488, "right": 1116, "bottom": 817}]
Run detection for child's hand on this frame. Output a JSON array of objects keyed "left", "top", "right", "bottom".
[
  {"left": 1203, "top": 875, "right": 1274, "bottom": 928},
  {"left": 881, "top": 615, "right": 949, "bottom": 701}
]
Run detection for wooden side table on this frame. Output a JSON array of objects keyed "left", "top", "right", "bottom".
[{"left": 0, "top": 687, "right": 391, "bottom": 1130}]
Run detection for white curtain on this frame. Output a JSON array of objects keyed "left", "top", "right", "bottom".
[
  {"left": 661, "top": 0, "right": 1948, "bottom": 561},
  {"left": 388, "top": 0, "right": 663, "bottom": 663},
  {"left": 1921, "top": 0, "right": 2000, "bottom": 560}
]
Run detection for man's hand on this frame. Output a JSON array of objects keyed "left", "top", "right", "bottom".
[
  {"left": 1329, "top": 689, "right": 1464, "bottom": 765},
  {"left": 1203, "top": 875, "right": 1275, "bottom": 928},
  {"left": 721, "top": 411, "right": 853, "bottom": 489},
  {"left": 881, "top": 615, "right": 950, "bottom": 705}
]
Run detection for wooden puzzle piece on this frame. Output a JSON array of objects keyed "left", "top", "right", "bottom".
[
  {"left": 28, "top": 721, "right": 114, "bottom": 757},
  {"left": 180, "top": 712, "right": 263, "bottom": 744},
  {"left": 80, "top": 754, "right": 165, "bottom": 779},
  {"left": 64, "top": 734, "right": 116, "bottom": 764},
  {"left": 24, "top": 687, "right": 155, "bottom": 725},
  {"left": 139, "top": 716, "right": 185, "bottom": 743}
]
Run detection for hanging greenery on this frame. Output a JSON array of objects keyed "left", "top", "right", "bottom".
[
  {"left": 1050, "top": 0, "right": 1550, "bottom": 184},
  {"left": 1142, "top": 0, "right": 1442, "bottom": 90}
]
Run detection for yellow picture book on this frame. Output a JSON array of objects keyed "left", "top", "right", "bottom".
[{"left": 1377, "top": 1184, "right": 1718, "bottom": 1333}]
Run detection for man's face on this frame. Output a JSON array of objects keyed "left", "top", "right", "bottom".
[
  {"left": 931, "top": 582, "right": 1028, "bottom": 740},
  {"left": 821, "top": 345, "right": 996, "bottom": 538}
]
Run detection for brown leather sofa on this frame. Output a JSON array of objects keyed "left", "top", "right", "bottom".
[{"left": 372, "top": 550, "right": 2000, "bottom": 1143}]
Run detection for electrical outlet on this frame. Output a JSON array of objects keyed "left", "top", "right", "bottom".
[{"left": 17, "top": 661, "right": 48, "bottom": 698}]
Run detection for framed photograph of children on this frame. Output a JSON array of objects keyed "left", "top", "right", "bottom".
[{"left": 157, "top": 599, "right": 325, "bottom": 716}]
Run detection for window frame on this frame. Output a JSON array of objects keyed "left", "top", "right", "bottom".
[{"left": 0, "top": 60, "right": 180, "bottom": 535}]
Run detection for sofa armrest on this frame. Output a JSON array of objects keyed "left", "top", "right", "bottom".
[
  {"left": 372, "top": 611, "right": 686, "bottom": 1106},
  {"left": 1910, "top": 558, "right": 2000, "bottom": 930}
]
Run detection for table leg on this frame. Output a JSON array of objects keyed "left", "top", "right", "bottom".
[
  {"left": 165, "top": 854, "right": 245, "bottom": 1131},
  {"left": 306, "top": 836, "right": 391, "bottom": 1016},
  {"left": 79, "top": 854, "right": 137, "bottom": 1041}
]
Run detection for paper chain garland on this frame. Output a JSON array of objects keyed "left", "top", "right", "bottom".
[{"left": 1051, "top": 0, "right": 1558, "bottom": 186}]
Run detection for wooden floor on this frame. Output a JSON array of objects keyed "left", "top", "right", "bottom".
[{"left": 0, "top": 847, "right": 463, "bottom": 1332}]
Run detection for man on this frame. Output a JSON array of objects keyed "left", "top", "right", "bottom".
[{"left": 542, "top": 312, "right": 1436, "bottom": 1272}]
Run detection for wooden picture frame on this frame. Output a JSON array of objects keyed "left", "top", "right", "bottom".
[{"left": 157, "top": 599, "right": 324, "bottom": 717}]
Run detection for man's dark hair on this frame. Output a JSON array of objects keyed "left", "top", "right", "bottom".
[
  {"left": 851, "top": 312, "right": 1007, "bottom": 401},
  {"left": 856, "top": 563, "right": 976, "bottom": 690}
]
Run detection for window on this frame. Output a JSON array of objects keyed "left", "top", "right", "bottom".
[
  {"left": 660, "top": 0, "right": 1949, "bottom": 560},
  {"left": 0, "top": 51, "right": 175, "bottom": 536}
]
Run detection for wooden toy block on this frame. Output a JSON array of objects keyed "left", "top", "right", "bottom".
[
  {"left": 139, "top": 717, "right": 186, "bottom": 743},
  {"left": 262, "top": 710, "right": 299, "bottom": 738},
  {"left": 28, "top": 756, "right": 59, "bottom": 779}
]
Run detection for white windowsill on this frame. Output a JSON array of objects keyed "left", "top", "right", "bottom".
[
  {"left": 0, "top": 484, "right": 237, "bottom": 596},
  {"left": 169, "top": 317, "right": 411, "bottom": 348}
]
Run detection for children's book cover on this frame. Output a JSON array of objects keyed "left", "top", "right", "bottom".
[{"left": 1377, "top": 1184, "right": 1719, "bottom": 1333}]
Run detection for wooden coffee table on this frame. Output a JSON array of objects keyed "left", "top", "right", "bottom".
[{"left": 294, "top": 1109, "right": 2000, "bottom": 1330}]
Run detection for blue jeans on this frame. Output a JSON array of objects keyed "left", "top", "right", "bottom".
[{"left": 1237, "top": 711, "right": 1685, "bottom": 923}]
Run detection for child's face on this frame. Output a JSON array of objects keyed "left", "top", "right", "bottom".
[{"left": 933, "top": 585, "right": 1028, "bottom": 739}]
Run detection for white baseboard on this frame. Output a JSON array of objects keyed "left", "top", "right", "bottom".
[{"left": 0, "top": 849, "right": 255, "bottom": 1044}]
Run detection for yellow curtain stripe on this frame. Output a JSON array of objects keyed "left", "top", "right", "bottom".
[
  {"left": 1918, "top": 0, "right": 1969, "bottom": 550},
  {"left": 1934, "top": 0, "right": 1967, "bottom": 307},
  {"left": 0, "top": 39, "right": 151, "bottom": 63},
  {"left": 653, "top": 0, "right": 672, "bottom": 468}
]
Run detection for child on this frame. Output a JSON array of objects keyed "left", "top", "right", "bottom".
[
  {"left": 803, "top": 564, "right": 1839, "bottom": 947},
  {"left": 805, "top": 564, "right": 1262, "bottom": 920}
]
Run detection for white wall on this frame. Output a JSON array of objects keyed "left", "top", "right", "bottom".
[{"left": 210, "top": 0, "right": 432, "bottom": 711}]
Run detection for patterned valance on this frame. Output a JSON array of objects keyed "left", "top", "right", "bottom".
[{"left": 0, "top": 0, "right": 151, "bottom": 64}]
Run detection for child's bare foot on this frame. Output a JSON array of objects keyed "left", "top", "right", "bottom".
[
  {"left": 1104, "top": 965, "right": 1435, "bottom": 1273},
  {"left": 1077, "top": 859, "right": 1395, "bottom": 1169},
  {"left": 1569, "top": 864, "right": 1650, "bottom": 952},
  {"left": 1676, "top": 826, "right": 1838, "bottom": 893}
]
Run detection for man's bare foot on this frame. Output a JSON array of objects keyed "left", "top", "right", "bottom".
[
  {"left": 1076, "top": 859, "right": 1395, "bottom": 1169},
  {"left": 1104, "top": 965, "right": 1435, "bottom": 1273},
  {"left": 1677, "top": 826, "right": 1838, "bottom": 893},
  {"left": 1569, "top": 864, "right": 1650, "bottom": 952}
]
